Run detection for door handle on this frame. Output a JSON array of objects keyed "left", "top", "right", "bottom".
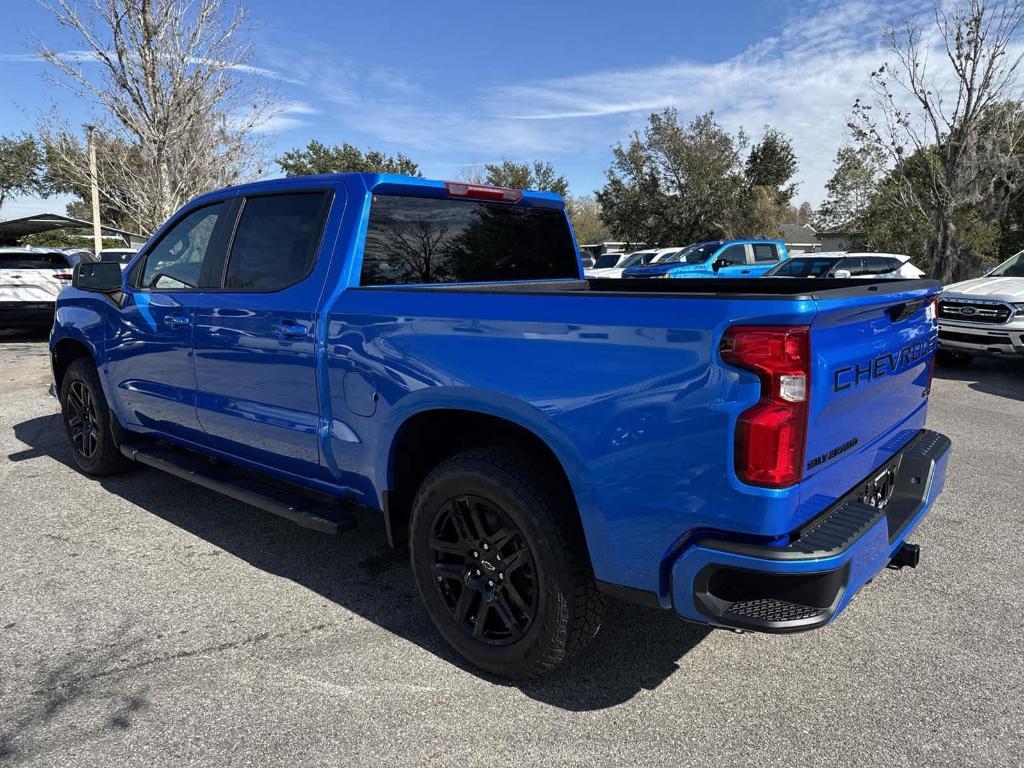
[
  {"left": 740, "top": 269, "right": 751, "bottom": 274},
  {"left": 271, "top": 320, "right": 309, "bottom": 338},
  {"left": 164, "top": 314, "right": 190, "bottom": 328}
]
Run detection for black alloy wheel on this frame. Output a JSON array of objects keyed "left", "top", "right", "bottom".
[
  {"left": 66, "top": 378, "right": 101, "bottom": 460},
  {"left": 429, "top": 494, "right": 538, "bottom": 645}
]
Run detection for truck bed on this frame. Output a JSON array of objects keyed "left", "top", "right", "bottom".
[{"left": 357, "top": 276, "right": 942, "bottom": 299}]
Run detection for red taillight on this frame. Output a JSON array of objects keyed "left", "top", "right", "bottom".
[
  {"left": 53, "top": 273, "right": 73, "bottom": 280},
  {"left": 444, "top": 181, "right": 523, "bottom": 203},
  {"left": 720, "top": 325, "right": 810, "bottom": 488}
]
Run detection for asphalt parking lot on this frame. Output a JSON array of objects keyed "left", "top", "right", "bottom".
[{"left": 0, "top": 330, "right": 1022, "bottom": 768}]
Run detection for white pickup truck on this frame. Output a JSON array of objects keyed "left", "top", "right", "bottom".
[{"left": 937, "top": 251, "right": 1024, "bottom": 366}]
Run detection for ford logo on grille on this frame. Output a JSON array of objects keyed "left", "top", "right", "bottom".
[{"left": 959, "top": 306, "right": 976, "bottom": 315}]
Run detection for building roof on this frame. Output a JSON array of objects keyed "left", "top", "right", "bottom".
[
  {"left": 780, "top": 222, "right": 819, "bottom": 244},
  {"left": 0, "top": 213, "right": 145, "bottom": 244}
]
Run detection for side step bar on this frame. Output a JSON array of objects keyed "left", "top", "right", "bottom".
[{"left": 119, "top": 441, "right": 357, "bottom": 535}]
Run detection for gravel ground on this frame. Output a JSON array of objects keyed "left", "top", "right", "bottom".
[{"left": 1, "top": 329, "right": 1022, "bottom": 767}]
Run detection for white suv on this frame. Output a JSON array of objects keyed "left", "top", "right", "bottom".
[
  {"left": 0, "top": 248, "right": 76, "bottom": 329},
  {"left": 937, "top": 251, "right": 1024, "bottom": 367}
]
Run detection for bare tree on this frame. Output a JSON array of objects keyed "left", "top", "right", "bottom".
[
  {"left": 36, "top": 0, "right": 274, "bottom": 231},
  {"left": 850, "top": 0, "right": 1024, "bottom": 282}
]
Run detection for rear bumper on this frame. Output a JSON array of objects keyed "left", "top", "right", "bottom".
[
  {"left": 0, "top": 301, "right": 56, "bottom": 328},
  {"left": 670, "top": 428, "right": 951, "bottom": 632}
]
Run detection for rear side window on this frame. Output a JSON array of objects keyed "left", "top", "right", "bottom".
[
  {"left": 865, "top": 256, "right": 896, "bottom": 273},
  {"left": 716, "top": 244, "right": 747, "bottom": 266},
  {"left": 360, "top": 195, "right": 578, "bottom": 285},
  {"left": 752, "top": 243, "right": 779, "bottom": 263},
  {"left": 224, "top": 193, "right": 329, "bottom": 291},
  {"left": 839, "top": 257, "right": 870, "bottom": 276},
  {"left": 0, "top": 251, "right": 69, "bottom": 269},
  {"left": 138, "top": 202, "right": 225, "bottom": 289}
]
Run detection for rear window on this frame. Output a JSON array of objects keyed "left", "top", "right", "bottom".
[
  {"left": 360, "top": 195, "right": 578, "bottom": 285},
  {"left": 0, "top": 251, "right": 69, "bottom": 269}
]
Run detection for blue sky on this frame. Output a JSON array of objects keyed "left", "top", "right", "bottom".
[{"left": 1, "top": 0, "right": 931, "bottom": 220}]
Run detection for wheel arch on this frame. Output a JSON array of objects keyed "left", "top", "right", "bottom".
[
  {"left": 380, "top": 397, "right": 606, "bottom": 568},
  {"left": 51, "top": 336, "right": 97, "bottom": 391}
]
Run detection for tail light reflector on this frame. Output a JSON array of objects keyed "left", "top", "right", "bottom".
[
  {"left": 720, "top": 326, "right": 810, "bottom": 488},
  {"left": 53, "top": 273, "right": 73, "bottom": 280},
  {"left": 444, "top": 181, "right": 523, "bottom": 203}
]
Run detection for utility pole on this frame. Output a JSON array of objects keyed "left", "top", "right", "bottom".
[{"left": 86, "top": 124, "right": 102, "bottom": 255}]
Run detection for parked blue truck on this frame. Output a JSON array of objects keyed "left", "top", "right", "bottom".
[
  {"left": 622, "top": 238, "right": 790, "bottom": 279},
  {"left": 50, "top": 174, "right": 950, "bottom": 678}
]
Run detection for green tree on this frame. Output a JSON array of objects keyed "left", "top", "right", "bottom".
[
  {"left": 849, "top": 0, "right": 1024, "bottom": 281},
  {"left": 483, "top": 160, "right": 569, "bottom": 196},
  {"left": 0, "top": 133, "right": 47, "bottom": 212},
  {"left": 277, "top": 140, "right": 421, "bottom": 177},
  {"left": 598, "top": 109, "right": 747, "bottom": 245},
  {"left": 815, "top": 145, "right": 886, "bottom": 232},
  {"left": 745, "top": 127, "right": 798, "bottom": 206},
  {"left": 565, "top": 196, "right": 611, "bottom": 244}
]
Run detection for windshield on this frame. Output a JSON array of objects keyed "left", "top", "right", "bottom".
[
  {"left": 988, "top": 251, "right": 1024, "bottom": 277},
  {"left": 593, "top": 253, "right": 622, "bottom": 268},
  {"left": 660, "top": 242, "right": 720, "bottom": 265},
  {"left": 765, "top": 257, "right": 840, "bottom": 277}
]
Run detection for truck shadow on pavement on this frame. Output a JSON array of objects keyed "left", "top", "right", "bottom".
[
  {"left": 933, "top": 357, "right": 1024, "bottom": 401},
  {"left": 10, "top": 413, "right": 711, "bottom": 713}
]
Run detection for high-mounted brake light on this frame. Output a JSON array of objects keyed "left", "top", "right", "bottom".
[
  {"left": 720, "top": 325, "right": 810, "bottom": 488},
  {"left": 444, "top": 181, "right": 523, "bottom": 203}
]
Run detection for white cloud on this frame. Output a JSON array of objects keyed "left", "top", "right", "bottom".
[
  {"left": 266, "top": 1, "right": 947, "bottom": 203},
  {"left": 252, "top": 100, "right": 321, "bottom": 134}
]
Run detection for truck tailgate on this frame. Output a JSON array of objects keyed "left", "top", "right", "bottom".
[{"left": 805, "top": 282, "right": 939, "bottom": 478}]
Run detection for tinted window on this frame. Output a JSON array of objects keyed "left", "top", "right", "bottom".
[
  {"left": 361, "top": 195, "right": 578, "bottom": 285},
  {"left": 0, "top": 251, "right": 70, "bottom": 269},
  {"left": 100, "top": 250, "right": 136, "bottom": 265},
  {"left": 766, "top": 257, "right": 839, "bottom": 277},
  {"left": 839, "top": 257, "right": 870, "bottom": 276},
  {"left": 139, "top": 203, "right": 224, "bottom": 289},
  {"left": 717, "top": 244, "right": 747, "bottom": 266},
  {"left": 752, "top": 243, "right": 779, "bottom": 263},
  {"left": 865, "top": 256, "right": 895, "bottom": 272},
  {"left": 594, "top": 253, "right": 622, "bottom": 268},
  {"left": 223, "top": 193, "right": 328, "bottom": 291}
]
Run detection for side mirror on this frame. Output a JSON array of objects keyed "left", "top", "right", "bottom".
[
  {"left": 833, "top": 269, "right": 852, "bottom": 279},
  {"left": 711, "top": 258, "right": 725, "bottom": 272},
  {"left": 73, "top": 261, "right": 123, "bottom": 293}
]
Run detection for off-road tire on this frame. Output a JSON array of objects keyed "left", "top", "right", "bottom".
[{"left": 409, "top": 446, "right": 604, "bottom": 679}]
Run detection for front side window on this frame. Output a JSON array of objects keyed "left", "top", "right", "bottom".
[
  {"left": 836, "top": 257, "right": 868, "bottom": 276},
  {"left": 138, "top": 203, "right": 225, "bottom": 289},
  {"left": 716, "top": 244, "right": 747, "bottom": 266},
  {"left": 752, "top": 243, "right": 779, "bottom": 263},
  {"left": 360, "top": 195, "right": 578, "bottom": 285},
  {"left": 223, "top": 193, "right": 329, "bottom": 291}
]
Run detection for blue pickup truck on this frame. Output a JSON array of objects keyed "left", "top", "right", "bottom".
[
  {"left": 51, "top": 174, "right": 950, "bottom": 679},
  {"left": 622, "top": 238, "right": 790, "bottom": 279}
]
